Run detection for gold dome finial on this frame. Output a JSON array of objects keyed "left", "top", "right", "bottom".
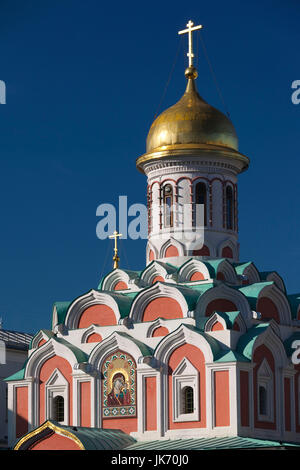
[{"left": 178, "top": 20, "right": 203, "bottom": 76}]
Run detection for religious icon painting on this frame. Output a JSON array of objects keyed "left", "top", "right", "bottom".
[{"left": 102, "top": 351, "right": 136, "bottom": 418}]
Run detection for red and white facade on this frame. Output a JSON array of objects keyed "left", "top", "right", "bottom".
[{"left": 6, "top": 26, "right": 300, "bottom": 449}]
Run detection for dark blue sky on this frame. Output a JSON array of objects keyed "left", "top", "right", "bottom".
[{"left": 0, "top": 0, "right": 299, "bottom": 334}]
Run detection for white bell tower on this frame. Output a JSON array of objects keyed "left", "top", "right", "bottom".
[{"left": 136, "top": 21, "right": 249, "bottom": 267}]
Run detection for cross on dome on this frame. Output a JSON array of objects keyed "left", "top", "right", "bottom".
[
  {"left": 109, "top": 230, "right": 123, "bottom": 269},
  {"left": 178, "top": 20, "right": 203, "bottom": 68}
]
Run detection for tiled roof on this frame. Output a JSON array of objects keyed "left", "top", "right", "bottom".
[
  {"left": 0, "top": 329, "right": 33, "bottom": 350},
  {"left": 125, "top": 436, "right": 299, "bottom": 450}
]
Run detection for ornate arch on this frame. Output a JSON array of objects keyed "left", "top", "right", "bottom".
[
  {"left": 194, "top": 283, "right": 252, "bottom": 325},
  {"left": 215, "top": 259, "right": 237, "bottom": 283},
  {"left": 140, "top": 261, "right": 170, "bottom": 286},
  {"left": 24, "top": 338, "right": 80, "bottom": 379},
  {"left": 159, "top": 237, "right": 184, "bottom": 259},
  {"left": 101, "top": 269, "right": 139, "bottom": 291},
  {"left": 129, "top": 283, "right": 189, "bottom": 323},
  {"left": 64, "top": 290, "right": 121, "bottom": 330},
  {"left": 256, "top": 284, "right": 292, "bottom": 326},
  {"left": 177, "top": 259, "right": 211, "bottom": 283},
  {"left": 218, "top": 238, "right": 238, "bottom": 260},
  {"left": 154, "top": 324, "right": 219, "bottom": 365}
]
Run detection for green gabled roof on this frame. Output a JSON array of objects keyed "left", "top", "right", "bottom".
[
  {"left": 236, "top": 323, "right": 270, "bottom": 360},
  {"left": 54, "top": 337, "right": 88, "bottom": 363},
  {"left": 105, "top": 291, "right": 138, "bottom": 318},
  {"left": 233, "top": 261, "right": 253, "bottom": 276},
  {"left": 237, "top": 282, "right": 273, "bottom": 309},
  {"left": 116, "top": 332, "right": 153, "bottom": 357},
  {"left": 53, "top": 301, "right": 72, "bottom": 325},
  {"left": 214, "top": 311, "right": 241, "bottom": 329},
  {"left": 125, "top": 436, "right": 299, "bottom": 450},
  {"left": 5, "top": 366, "right": 26, "bottom": 382},
  {"left": 202, "top": 259, "right": 227, "bottom": 277},
  {"left": 287, "top": 294, "right": 300, "bottom": 319},
  {"left": 284, "top": 332, "right": 300, "bottom": 357},
  {"left": 195, "top": 311, "right": 241, "bottom": 332},
  {"left": 214, "top": 350, "right": 249, "bottom": 363}
]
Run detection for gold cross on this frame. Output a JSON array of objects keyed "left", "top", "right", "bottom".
[
  {"left": 178, "top": 20, "right": 203, "bottom": 67},
  {"left": 109, "top": 230, "right": 123, "bottom": 269}
]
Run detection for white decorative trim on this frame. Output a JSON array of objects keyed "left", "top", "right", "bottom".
[
  {"left": 64, "top": 290, "right": 121, "bottom": 329},
  {"left": 172, "top": 358, "right": 199, "bottom": 422},
  {"left": 45, "top": 368, "right": 69, "bottom": 425},
  {"left": 129, "top": 283, "right": 189, "bottom": 323}
]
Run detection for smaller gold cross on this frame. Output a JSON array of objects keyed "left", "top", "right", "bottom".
[
  {"left": 109, "top": 230, "right": 123, "bottom": 269},
  {"left": 178, "top": 20, "right": 203, "bottom": 68}
]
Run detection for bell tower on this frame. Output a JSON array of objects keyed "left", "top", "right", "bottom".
[{"left": 136, "top": 20, "right": 249, "bottom": 266}]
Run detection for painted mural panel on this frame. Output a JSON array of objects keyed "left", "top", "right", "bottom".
[{"left": 102, "top": 351, "right": 136, "bottom": 418}]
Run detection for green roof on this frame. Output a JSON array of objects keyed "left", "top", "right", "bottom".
[
  {"left": 53, "top": 301, "right": 72, "bottom": 325},
  {"left": 234, "top": 262, "right": 253, "bottom": 276},
  {"left": 54, "top": 337, "right": 88, "bottom": 363},
  {"left": 125, "top": 436, "right": 299, "bottom": 450},
  {"left": 236, "top": 323, "right": 270, "bottom": 360},
  {"left": 13, "top": 421, "right": 136, "bottom": 450},
  {"left": 237, "top": 282, "right": 273, "bottom": 309},
  {"left": 5, "top": 367, "right": 26, "bottom": 382},
  {"left": 214, "top": 311, "right": 241, "bottom": 329}
]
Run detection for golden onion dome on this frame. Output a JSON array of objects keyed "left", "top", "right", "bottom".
[{"left": 146, "top": 66, "right": 238, "bottom": 153}]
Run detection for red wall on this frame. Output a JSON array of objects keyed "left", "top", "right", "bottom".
[
  {"left": 284, "top": 377, "right": 291, "bottom": 432},
  {"left": 145, "top": 377, "right": 157, "bottom": 431},
  {"left": 142, "top": 297, "right": 183, "bottom": 322},
  {"left": 80, "top": 382, "right": 91, "bottom": 427},
  {"left": 152, "top": 326, "right": 169, "bottom": 337},
  {"left": 39, "top": 355, "right": 73, "bottom": 425},
  {"left": 152, "top": 276, "right": 165, "bottom": 284},
  {"left": 16, "top": 387, "right": 28, "bottom": 438},
  {"left": 240, "top": 370, "right": 249, "bottom": 427},
  {"left": 205, "top": 299, "right": 237, "bottom": 317},
  {"left": 168, "top": 344, "right": 206, "bottom": 430},
  {"left": 114, "top": 281, "right": 128, "bottom": 290},
  {"left": 214, "top": 371, "right": 230, "bottom": 427},
  {"left": 30, "top": 432, "right": 81, "bottom": 450},
  {"left": 253, "top": 345, "right": 276, "bottom": 430},
  {"left": 86, "top": 333, "right": 102, "bottom": 343},
  {"left": 192, "top": 245, "right": 210, "bottom": 256},
  {"left": 165, "top": 245, "right": 179, "bottom": 257},
  {"left": 257, "top": 297, "right": 280, "bottom": 323},
  {"left": 78, "top": 304, "right": 117, "bottom": 328},
  {"left": 190, "top": 272, "right": 205, "bottom": 281}
]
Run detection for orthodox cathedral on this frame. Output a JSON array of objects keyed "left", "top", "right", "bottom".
[{"left": 6, "top": 22, "right": 300, "bottom": 450}]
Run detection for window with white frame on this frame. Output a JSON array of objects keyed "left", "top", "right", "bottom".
[
  {"left": 45, "top": 369, "right": 69, "bottom": 425},
  {"left": 257, "top": 359, "right": 274, "bottom": 422},
  {"left": 172, "top": 358, "right": 199, "bottom": 422}
]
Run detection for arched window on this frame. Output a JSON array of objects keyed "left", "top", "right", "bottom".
[
  {"left": 195, "top": 182, "right": 207, "bottom": 226},
  {"left": 53, "top": 395, "right": 64, "bottom": 422},
  {"left": 259, "top": 385, "right": 267, "bottom": 416},
  {"left": 163, "top": 184, "right": 173, "bottom": 228},
  {"left": 182, "top": 386, "right": 194, "bottom": 414},
  {"left": 225, "top": 185, "right": 234, "bottom": 230}
]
